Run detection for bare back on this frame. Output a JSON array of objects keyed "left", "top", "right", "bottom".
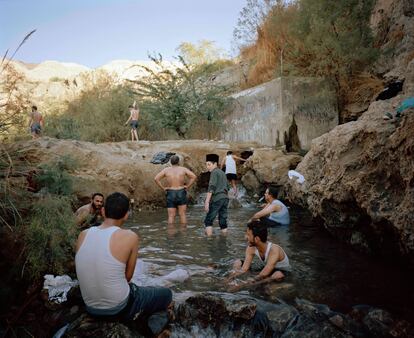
[
  {"left": 130, "top": 108, "right": 139, "bottom": 121},
  {"left": 31, "top": 111, "right": 42, "bottom": 123},
  {"left": 163, "top": 166, "right": 189, "bottom": 189}
]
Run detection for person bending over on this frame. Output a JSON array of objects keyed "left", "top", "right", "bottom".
[
  {"left": 228, "top": 219, "right": 290, "bottom": 290},
  {"left": 75, "top": 192, "right": 172, "bottom": 334},
  {"left": 250, "top": 186, "right": 290, "bottom": 226}
]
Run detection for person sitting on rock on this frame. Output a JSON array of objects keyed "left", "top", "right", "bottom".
[
  {"left": 75, "top": 192, "right": 173, "bottom": 335},
  {"left": 228, "top": 219, "right": 290, "bottom": 290},
  {"left": 249, "top": 186, "right": 290, "bottom": 226},
  {"left": 75, "top": 193, "right": 104, "bottom": 228},
  {"left": 154, "top": 154, "right": 197, "bottom": 225}
]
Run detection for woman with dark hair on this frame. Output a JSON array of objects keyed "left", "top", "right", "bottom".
[{"left": 249, "top": 186, "right": 290, "bottom": 226}]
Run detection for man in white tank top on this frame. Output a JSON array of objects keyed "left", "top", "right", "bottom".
[
  {"left": 227, "top": 219, "right": 290, "bottom": 291},
  {"left": 220, "top": 151, "right": 246, "bottom": 197},
  {"left": 75, "top": 192, "right": 172, "bottom": 335}
]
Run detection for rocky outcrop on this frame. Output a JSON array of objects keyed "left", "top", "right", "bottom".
[
  {"left": 371, "top": 0, "right": 414, "bottom": 81},
  {"left": 242, "top": 148, "right": 302, "bottom": 196},
  {"left": 285, "top": 97, "right": 414, "bottom": 262},
  {"left": 57, "top": 292, "right": 413, "bottom": 337},
  {"left": 6, "top": 138, "right": 298, "bottom": 208}
]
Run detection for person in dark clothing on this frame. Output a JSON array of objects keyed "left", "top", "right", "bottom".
[{"left": 204, "top": 153, "right": 229, "bottom": 236}]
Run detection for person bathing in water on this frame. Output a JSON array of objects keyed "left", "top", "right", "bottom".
[
  {"left": 75, "top": 192, "right": 172, "bottom": 336},
  {"left": 75, "top": 192, "right": 104, "bottom": 228},
  {"left": 220, "top": 151, "right": 246, "bottom": 197},
  {"left": 124, "top": 100, "right": 140, "bottom": 141},
  {"left": 154, "top": 155, "right": 197, "bottom": 225},
  {"left": 250, "top": 186, "right": 290, "bottom": 226},
  {"left": 227, "top": 219, "right": 290, "bottom": 291}
]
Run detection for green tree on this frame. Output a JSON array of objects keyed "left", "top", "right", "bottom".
[
  {"left": 131, "top": 55, "right": 231, "bottom": 139},
  {"left": 288, "top": 0, "right": 378, "bottom": 107}
]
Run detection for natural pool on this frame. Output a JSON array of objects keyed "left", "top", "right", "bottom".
[{"left": 126, "top": 204, "right": 414, "bottom": 322}]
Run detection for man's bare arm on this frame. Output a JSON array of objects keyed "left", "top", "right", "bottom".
[
  {"left": 250, "top": 203, "right": 281, "bottom": 221},
  {"left": 154, "top": 169, "right": 167, "bottom": 190},
  {"left": 233, "top": 155, "right": 246, "bottom": 162},
  {"left": 125, "top": 231, "right": 139, "bottom": 282},
  {"left": 125, "top": 113, "right": 132, "bottom": 125},
  {"left": 185, "top": 169, "right": 197, "bottom": 189},
  {"left": 228, "top": 247, "right": 254, "bottom": 281}
]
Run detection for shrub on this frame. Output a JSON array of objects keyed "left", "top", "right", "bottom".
[
  {"left": 23, "top": 195, "right": 77, "bottom": 279},
  {"left": 34, "top": 155, "right": 77, "bottom": 195}
]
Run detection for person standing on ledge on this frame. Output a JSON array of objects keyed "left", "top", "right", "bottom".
[
  {"left": 28, "top": 105, "right": 44, "bottom": 139},
  {"left": 220, "top": 150, "right": 246, "bottom": 197},
  {"left": 154, "top": 155, "right": 197, "bottom": 225},
  {"left": 204, "top": 153, "right": 229, "bottom": 236},
  {"left": 250, "top": 186, "right": 290, "bottom": 226},
  {"left": 124, "top": 100, "right": 140, "bottom": 141}
]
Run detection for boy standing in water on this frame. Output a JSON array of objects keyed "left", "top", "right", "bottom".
[
  {"left": 124, "top": 100, "right": 140, "bottom": 141},
  {"left": 204, "top": 153, "right": 229, "bottom": 236}
]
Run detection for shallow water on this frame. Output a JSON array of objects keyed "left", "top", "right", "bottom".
[{"left": 126, "top": 204, "right": 414, "bottom": 322}]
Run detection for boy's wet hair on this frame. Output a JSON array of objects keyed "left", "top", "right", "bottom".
[
  {"left": 170, "top": 155, "right": 179, "bottom": 165},
  {"left": 227, "top": 151, "right": 233, "bottom": 155},
  {"left": 247, "top": 219, "right": 268, "bottom": 242},
  {"left": 32, "top": 105, "right": 37, "bottom": 111},
  {"left": 104, "top": 192, "right": 129, "bottom": 219}
]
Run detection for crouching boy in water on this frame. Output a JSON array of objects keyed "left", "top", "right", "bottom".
[
  {"left": 228, "top": 220, "right": 290, "bottom": 290},
  {"left": 75, "top": 192, "right": 172, "bottom": 334}
]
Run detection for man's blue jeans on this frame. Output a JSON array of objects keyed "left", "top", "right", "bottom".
[{"left": 204, "top": 198, "right": 229, "bottom": 229}]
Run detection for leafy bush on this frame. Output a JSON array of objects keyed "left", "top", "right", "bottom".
[
  {"left": 23, "top": 195, "right": 77, "bottom": 279},
  {"left": 34, "top": 155, "right": 77, "bottom": 195},
  {"left": 132, "top": 55, "right": 232, "bottom": 139}
]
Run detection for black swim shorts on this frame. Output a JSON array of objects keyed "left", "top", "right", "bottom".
[
  {"left": 166, "top": 188, "right": 187, "bottom": 208},
  {"left": 130, "top": 120, "right": 139, "bottom": 130},
  {"left": 226, "top": 173, "right": 237, "bottom": 180},
  {"left": 31, "top": 123, "right": 41, "bottom": 134}
]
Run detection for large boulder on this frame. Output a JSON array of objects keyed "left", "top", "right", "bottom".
[
  {"left": 285, "top": 96, "right": 414, "bottom": 262},
  {"left": 242, "top": 148, "right": 302, "bottom": 194}
]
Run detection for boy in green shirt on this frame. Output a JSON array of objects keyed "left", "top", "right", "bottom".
[{"left": 204, "top": 153, "right": 229, "bottom": 236}]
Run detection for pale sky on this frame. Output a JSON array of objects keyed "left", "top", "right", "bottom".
[{"left": 0, "top": 0, "right": 247, "bottom": 68}]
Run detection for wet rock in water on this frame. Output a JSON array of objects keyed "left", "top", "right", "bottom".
[
  {"left": 228, "top": 196, "right": 242, "bottom": 209},
  {"left": 150, "top": 151, "right": 176, "bottom": 164},
  {"left": 266, "top": 304, "right": 299, "bottom": 334},
  {"left": 63, "top": 313, "right": 144, "bottom": 338}
]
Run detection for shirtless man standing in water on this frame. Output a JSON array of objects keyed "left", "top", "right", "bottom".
[
  {"left": 124, "top": 101, "right": 139, "bottom": 141},
  {"left": 154, "top": 155, "right": 197, "bottom": 225}
]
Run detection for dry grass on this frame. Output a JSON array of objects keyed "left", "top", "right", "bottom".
[{"left": 345, "top": 72, "right": 384, "bottom": 106}]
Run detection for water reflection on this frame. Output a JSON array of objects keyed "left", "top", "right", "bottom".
[{"left": 126, "top": 205, "right": 414, "bottom": 322}]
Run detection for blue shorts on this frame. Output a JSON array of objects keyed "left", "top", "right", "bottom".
[
  {"left": 31, "top": 123, "right": 41, "bottom": 134},
  {"left": 130, "top": 120, "right": 139, "bottom": 130},
  {"left": 166, "top": 188, "right": 187, "bottom": 208}
]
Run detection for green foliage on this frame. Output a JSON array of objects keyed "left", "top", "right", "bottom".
[
  {"left": 45, "top": 71, "right": 135, "bottom": 142},
  {"left": 132, "top": 55, "right": 231, "bottom": 138},
  {"left": 35, "top": 155, "right": 77, "bottom": 195},
  {"left": 24, "top": 195, "right": 77, "bottom": 279}
]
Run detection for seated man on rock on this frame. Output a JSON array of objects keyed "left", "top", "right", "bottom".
[
  {"left": 75, "top": 192, "right": 104, "bottom": 228},
  {"left": 250, "top": 186, "right": 290, "bottom": 226},
  {"left": 75, "top": 192, "right": 173, "bottom": 334},
  {"left": 228, "top": 219, "right": 290, "bottom": 290}
]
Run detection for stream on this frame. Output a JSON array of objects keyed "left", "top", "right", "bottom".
[{"left": 126, "top": 203, "right": 414, "bottom": 323}]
